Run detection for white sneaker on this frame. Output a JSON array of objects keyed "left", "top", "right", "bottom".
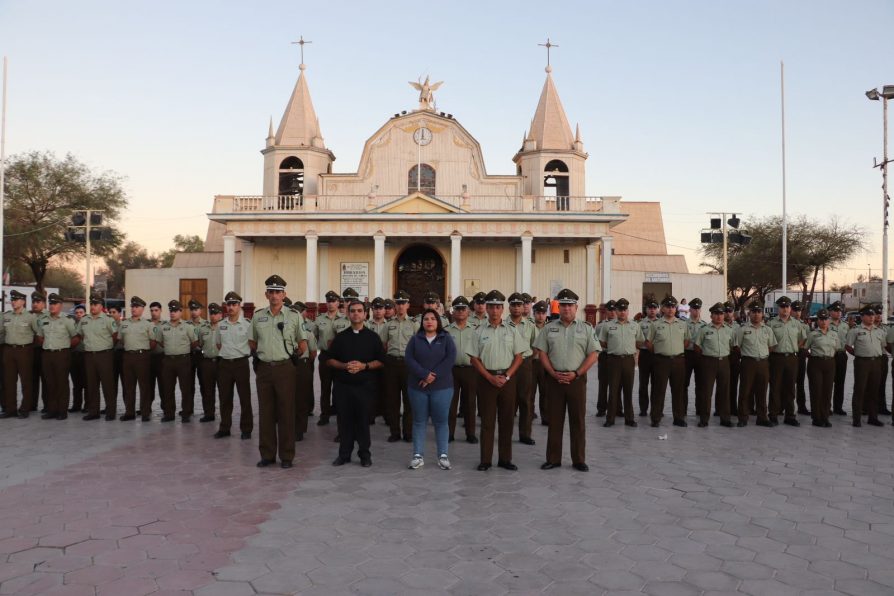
[
  {"left": 408, "top": 455, "right": 424, "bottom": 469},
  {"left": 438, "top": 454, "right": 451, "bottom": 470}
]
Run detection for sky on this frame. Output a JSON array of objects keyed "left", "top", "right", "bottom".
[{"left": 1, "top": 0, "right": 892, "bottom": 286}]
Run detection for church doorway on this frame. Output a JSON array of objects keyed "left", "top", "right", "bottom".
[{"left": 395, "top": 244, "right": 446, "bottom": 315}]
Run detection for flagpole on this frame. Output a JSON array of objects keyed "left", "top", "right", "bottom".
[
  {"left": 1, "top": 56, "right": 7, "bottom": 307},
  {"left": 781, "top": 60, "right": 788, "bottom": 295}
]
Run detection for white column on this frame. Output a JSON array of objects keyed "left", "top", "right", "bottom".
[
  {"left": 240, "top": 240, "right": 254, "bottom": 303},
  {"left": 319, "top": 241, "right": 330, "bottom": 298},
  {"left": 586, "top": 241, "right": 598, "bottom": 305},
  {"left": 450, "top": 233, "right": 462, "bottom": 300},
  {"left": 601, "top": 235, "right": 613, "bottom": 305},
  {"left": 305, "top": 231, "right": 318, "bottom": 303},
  {"left": 222, "top": 233, "right": 236, "bottom": 295},
  {"left": 374, "top": 232, "right": 386, "bottom": 299},
  {"left": 520, "top": 234, "right": 533, "bottom": 294}
]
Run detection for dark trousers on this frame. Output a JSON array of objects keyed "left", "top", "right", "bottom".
[
  {"left": 294, "top": 358, "right": 313, "bottom": 434},
  {"left": 191, "top": 349, "right": 205, "bottom": 404},
  {"left": 42, "top": 349, "right": 70, "bottom": 416},
  {"left": 832, "top": 352, "right": 847, "bottom": 412},
  {"left": 515, "top": 357, "right": 534, "bottom": 439},
  {"left": 69, "top": 350, "right": 85, "bottom": 411},
  {"left": 696, "top": 356, "right": 730, "bottom": 423},
  {"left": 122, "top": 351, "right": 152, "bottom": 418},
  {"left": 878, "top": 356, "right": 889, "bottom": 412},
  {"left": 149, "top": 352, "right": 164, "bottom": 406},
  {"left": 650, "top": 354, "right": 686, "bottom": 423},
  {"left": 113, "top": 348, "right": 124, "bottom": 397},
  {"left": 384, "top": 356, "right": 411, "bottom": 438},
  {"left": 450, "top": 366, "right": 478, "bottom": 438},
  {"left": 161, "top": 354, "right": 193, "bottom": 418},
  {"left": 85, "top": 350, "right": 117, "bottom": 417},
  {"left": 477, "top": 375, "right": 517, "bottom": 465},
  {"left": 199, "top": 357, "right": 218, "bottom": 417},
  {"left": 534, "top": 358, "right": 549, "bottom": 424},
  {"left": 807, "top": 356, "right": 835, "bottom": 422},
  {"left": 769, "top": 352, "right": 798, "bottom": 418},
  {"left": 318, "top": 350, "right": 335, "bottom": 417},
  {"left": 796, "top": 351, "right": 808, "bottom": 410},
  {"left": 335, "top": 381, "right": 375, "bottom": 460},
  {"left": 596, "top": 354, "right": 610, "bottom": 414},
  {"left": 545, "top": 375, "right": 587, "bottom": 465},
  {"left": 738, "top": 357, "right": 770, "bottom": 423},
  {"left": 684, "top": 349, "right": 700, "bottom": 416},
  {"left": 852, "top": 356, "right": 880, "bottom": 422},
  {"left": 728, "top": 352, "right": 741, "bottom": 414},
  {"left": 217, "top": 356, "right": 252, "bottom": 434},
  {"left": 31, "top": 345, "right": 46, "bottom": 411},
  {"left": 3, "top": 345, "right": 33, "bottom": 413},
  {"left": 256, "top": 361, "right": 296, "bottom": 463},
  {"left": 607, "top": 354, "right": 635, "bottom": 424},
  {"left": 638, "top": 349, "right": 653, "bottom": 414}
]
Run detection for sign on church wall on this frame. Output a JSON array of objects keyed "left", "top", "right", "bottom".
[{"left": 341, "top": 262, "right": 369, "bottom": 298}]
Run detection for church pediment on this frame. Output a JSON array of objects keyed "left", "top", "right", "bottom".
[{"left": 371, "top": 192, "right": 463, "bottom": 214}]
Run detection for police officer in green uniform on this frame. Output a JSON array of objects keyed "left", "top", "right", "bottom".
[
  {"left": 599, "top": 298, "right": 643, "bottom": 427},
  {"left": 366, "top": 297, "right": 389, "bottom": 342},
  {"left": 724, "top": 301, "right": 741, "bottom": 415},
  {"left": 79, "top": 294, "right": 119, "bottom": 421},
  {"left": 791, "top": 300, "right": 812, "bottom": 416},
  {"left": 214, "top": 291, "right": 253, "bottom": 439},
  {"left": 414, "top": 292, "right": 449, "bottom": 328},
  {"left": 532, "top": 300, "right": 550, "bottom": 425},
  {"left": 157, "top": 300, "right": 199, "bottom": 422},
  {"left": 594, "top": 300, "right": 617, "bottom": 417},
  {"left": 446, "top": 296, "right": 479, "bottom": 443},
  {"left": 470, "top": 292, "right": 488, "bottom": 328},
  {"left": 147, "top": 301, "right": 165, "bottom": 410},
  {"left": 250, "top": 275, "right": 307, "bottom": 468},
  {"left": 846, "top": 305, "right": 885, "bottom": 427},
  {"left": 684, "top": 298, "right": 707, "bottom": 417},
  {"left": 30, "top": 292, "right": 49, "bottom": 413},
  {"left": 384, "top": 290, "right": 416, "bottom": 442},
  {"left": 638, "top": 299, "right": 660, "bottom": 416},
  {"left": 187, "top": 300, "right": 207, "bottom": 405},
  {"left": 290, "top": 301, "right": 318, "bottom": 441},
  {"left": 383, "top": 298, "right": 396, "bottom": 322},
  {"left": 36, "top": 293, "right": 79, "bottom": 419},
  {"left": 118, "top": 296, "right": 156, "bottom": 421},
  {"left": 806, "top": 308, "right": 840, "bottom": 427},
  {"left": 874, "top": 306, "right": 891, "bottom": 415},
  {"left": 693, "top": 302, "right": 734, "bottom": 427},
  {"left": 507, "top": 292, "right": 537, "bottom": 445},
  {"left": 646, "top": 296, "right": 691, "bottom": 427},
  {"left": 828, "top": 301, "right": 849, "bottom": 415},
  {"left": 768, "top": 296, "right": 806, "bottom": 426},
  {"left": 197, "top": 303, "right": 222, "bottom": 422},
  {"left": 1, "top": 290, "right": 41, "bottom": 418},
  {"left": 735, "top": 302, "right": 777, "bottom": 426},
  {"left": 315, "top": 289, "right": 349, "bottom": 425},
  {"left": 468, "top": 290, "right": 526, "bottom": 471}
]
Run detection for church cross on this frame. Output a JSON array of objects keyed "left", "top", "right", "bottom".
[
  {"left": 538, "top": 37, "right": 558, "bottom": 67},
  {"left": 291, "top": 36, "right": 312, "bottom": 65}
]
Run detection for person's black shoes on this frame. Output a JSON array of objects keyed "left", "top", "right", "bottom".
[
  {"left": 332, "top": 457, "right": 350, "bottom": 466},
  {"left": 387, "top": 434, "right": 401, "bottom": 443},
  {"left": 783, "top": 417, "right": 800, "bottom": 427},
  {"left": 161, "top": 416, "right": 175, "bottom": 422},
  {"left": 200, "top": 415, "right": 215, "bottom": 423},
  {"left": 360, "top": 457, "right": 372, "bottom": 468},
  {"left": 119, "top": 414, "right": 135, "bottom": 421},
  {"left": 214, "top": 430, "right": 230, "bottom": 439},
  {"left": 720, "top": 420, "right": 733, "bottom": 428},
  {"left": 241, "top": 432, "right": 251, "bottom": 440},
  {"left": 697, "top": 421, "right": 708, "bottom": 428},
  {"left": 296, "top": 432, "right": 304, "bottom": 442},
  {"left": 541, "top": 462, "right": 561, "bottom": 470},
  {"left": 466, "top": 435, "right": 479, "bottom": 444},
  {"left": 650, "top": 421, "right": 660, "bottom": 428},
  {"left": 625, "top": 420, "right": 638, "bottom": 427},
  {"left": 519, "top": 436, "right": 535, "bottom": 445},
  {"left": 256, "top": 459, "right": 275, "bottom": 468},
  {"left": 317, "top": 415, "right": 330, "bottom": 426},
  {"left": 756, "top": 419, "right": 772, "bottom": 427},
  {"left": 280, "top": 461, "right": 293, "bottom": 469},
  {"left": 477, "top": 463, "right": 491, "bottom": 471},
  {"left": 833, "top": 409, "right": 847, "bottom": 416},
  {"left": 603, "top": 421, "right": 614, "bottom": 428},
  {"left": 497, "top": 460, "right": 517, "bottom": 471},
  {"left": 83, "top": 414, "right": 100, "bottom": 421},
  {"left": 181, "top": 415, "right": 191, "bottom": 423},
  {"left": 673, "top": 419, "right": 687, "bottom": 427},
  {"left": 736, "top": 421, "right": 748, "bottom": 427},
  {"left": 867, "top": 418, "right": 884, "bottom": 427},
  {"left": 572, "top": 463, "right": 590, "bottom": 472}
]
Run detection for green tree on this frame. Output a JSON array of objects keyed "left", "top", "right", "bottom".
[
  {"left": 97, "top": 241, "right": 160, "bottom": 298},
  {"left": 43, "top": 267, "right": 85, "bottom": 299},
  {"left": 160, "top": 234, "right": 204, "bottom": 267},
  {"left": 2, "top": 151, "right": 127, "bottom": 293}
]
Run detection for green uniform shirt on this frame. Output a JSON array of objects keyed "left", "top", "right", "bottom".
[
  {"left": 532, "top": 319, "right": 600, "bottom": 371},
  {"left": 78, "top": 313, "right": 117, "bottom": 352},
  {"left": 365, "top": 319, "right": 390, "bottom": 344},
  {"left": 117, "top": 317, "right": 155, "bottom": 351},
  {"left": 250, "top": 306, "right": 306, "bottom": 362},
  {"left": 598, "top": 320, "right": 644, "bottom": 355},
  {"left": 150, "top": 320, "right": 166, "bottom": 354},
  {"left": 507, "top": 317, "right": 535, "bottom": 358},
  {"left": 470, "top": 314, "right": 488, "bottom": 329},
  {"left": 158, "top": 320, "right": 198, "bottom": 355},
  {"left": 735, "top": 322, "right": 777, "bottom": 358},
  {"left": 639, "top": 317, "right": 658, "bottom": 350},
  {"left": 806, "top": 328, "right": 841, "bottom": 358},
  {"left": 412, "top": 313, "right": 450, "bottom": 329},
  {"left": 446, "top": 321, "right": 478, "bottom": 366},
  {"left": 647, "top": 318, "right": 690, "bottom": 356},
  {"left": 767, "top": 317, "right": 805, "bottom": 354},
  {"left": 686, "top": 319, "right": 708, "bottom": 351},
  {"left": 725, "top": 320, "right": 740, "bottom": 331},
  {"left": 215, "top": 316, "right": 251, "bottom": 359},
  {"left": 315, "top": 312, "right": 349, "bottom": 351},
  {"left": 469, "top": 320, "right": 527, "bottom": 370},
  {"left": 830, "top": 320, "right": 848, "bottom": 352},
  {"left": 298, "top": 322, "right": 318, "bottom": 359},
  {"left": 694, "top": 323, "right": 734, "bottom": 358},
  {"left": 385, "top": 315, "right": 417, "bottom": 357},
  {"left": 846, "top": 324, "right": 884, "bottom": 357},
  {"left": 72, "top": 316, "right": 86, "bottom": 352},
  {"left": 38, "top": 314, "right": 77, "bottom": 350},
  {"left": 197, "top": 322, "right": 219, "bottom": 358},
  {"left": 302, "top": 318, "right": 317, "bottom": 338},
  {"left": 3, "top": 310, "right": 40, "bottom": 345}
]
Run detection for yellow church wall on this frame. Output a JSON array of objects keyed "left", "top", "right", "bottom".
[
  {"left": 251, "top": 239, "right": 307, "bottom": 300},
  {"left": 458, "top": 244, "right": 517, "bottom": 298},
  {"left": 530, "top": 244, "right": 589, "bottom": 301}
]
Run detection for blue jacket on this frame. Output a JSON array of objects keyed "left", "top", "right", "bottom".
[{"left": 404, "top": 331, "right": 456, "bottom": 391}]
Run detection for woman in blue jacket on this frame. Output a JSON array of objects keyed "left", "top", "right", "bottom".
[{"left": 404, "top": 309, "right": 457, "bottom": 470}]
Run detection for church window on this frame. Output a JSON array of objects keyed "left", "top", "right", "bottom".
[
  {"left": 563, "top": 249, "right": 570, "bottom": 264},
  {"left": 278, "top": 157, "right": 305, "bottom": 198},
  {"left": 544, "top": 160, "right": 570, "bottom": 211},
  {"left": 408, "top": 164, "right": 436, "bottom": 195}
]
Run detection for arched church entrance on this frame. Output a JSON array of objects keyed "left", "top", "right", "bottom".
[{"left": 395, "top": 244, "right": 446, "bottom": 316}]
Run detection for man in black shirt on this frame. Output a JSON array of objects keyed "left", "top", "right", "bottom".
[{"left": 326, "top": 300, "right": 386, "bottom": 467}]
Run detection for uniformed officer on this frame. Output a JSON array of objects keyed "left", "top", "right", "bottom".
[
  {"left": 30, "top": 292, "right": 49, "bottom": 413},
  {"left": 735, "top": 303, "right": 777, "bottom": 426},
  {"left": 384, "top": 290, "right": 416, "bottom": 442},
  {"left": 197, "top": 303, "right": 222, "bottom": 422},
  {"left": 724, "top": 301, "right": 741, "bottom": 415},
  {"left": 693, "top": 302, "right": 734, "bottom": 427},
  {"left": 768, "top": 296, "right": 806, "bottom": 426},
  {"left": 507, "top": 292, "right": 537, "bottom": 445},
  {"left": 791, "top": 300, "right": 812, "bottom": 416},
  {"left": 366, "top": 297, "right": 389, "bottom": 342},
  {"left": 534, "top": 289, "right": 599, "bottom": 471},
  {"left": 532, "top": 300, "right": 550, "bottom": 425},
  {"left": 214, "top": 291, "right": 253, "bottom": 439},
  {"left": 68, "top": 304, "right": 87, "bottom": 414},
  {"left": 157, "top": 300, "right": 198, "bottom": 422},
  {"left": 638, "top": 299, "right": 660, "bottom": 416},
  {"left": 468, "top": 290, "right": 525, "bottom": 471},
  {"left": 595, "top": 300, "right": 617, "bottom": 417},
  {"left": 646, "top": 296, "right": 691, "bottom": 427},
  {"left": 118, "top": 296, "right": 156, "bottom": 421},
  {"left": 383, "top": 298, "right": 396, "bottom": 321},
  {"left": 522, "top": 293, "right": 535, "bottom": 322},
  {"left": 828, "top": 301, "right": 849, "bottom": 415},
  {"left": 147, "top": 301, "right": 165, "bottom": 410},
  {"left": 684, "top": 298, "right": 707, "bottom": 417},
  {"left": 446, "top": 296, "right": 478, "bottom": 443},
  {"left": 1, "top": 290, "right": 40, "bottom": 418},
  {"left": 874, "top": 306, "right": 891, "bottom": 415},
  {"left": 414, "top": 292, "right": 449, "bottom": 328},
  {"left": 470, "top": 292, "right": 488, "bottom": 328},
  {"left": 79, "top": 294, "right": 119, "bottom": 421},
  {"left": 846, "top": 305, "right": 885, "bottom": 427},
  {"left": 187, "top": 300, "right": 207, "bottom": 406},
  {"left": 290, "top": 301, "right": 318, "bottom": 441},
  {"left": 599, "top": 298, "right": 643, "bottom": 427},
  {"left": 315, "top": 289, "right": 349, "bottom": 425},
  {"left": 806, "top": 308, "right": 840, "bottom": 427},
  {"left": 36, "top": 293, "right": 79, "bottom": 419},
  {"left": 108, "top": 304, "right": 125, "bottom": 403},
  {"left": 250, "top": 275, "right": 307, "bottom": 468}
]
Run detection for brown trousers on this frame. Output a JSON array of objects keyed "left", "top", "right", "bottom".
[
  {"left": 696, "top": 356, "right": 730, "bottom": 423},
  {"left": 515, "top": 357, "right": 534, "bottom": 439},
  {"left": 3, "top": 345, "right": 33, "bottom": 413},
  {"left": 650, "top": 354, "right": 686, "bottom": 423},
  {"left": 256, "top": 361, "right": 296, "bottom": 463},
  {"left": 318, "top": 350, "right": 335, "bottom": 417},
  {"left": 769, "top": 353, "right": 798, "bottom": 418},
  {"left": 294, "top": 358, "right": 313, "bottom": 434},
  {"left": 69, "top": 350, "right": 86, "bottom": 411},
  {"left": 878, "top": 356, "right": 889, "bottom": 412},
  {"left": 607, "top": 354, "right": 635, "bottom": 424},
  {"left": 832, "top": 351, "right": 847, "bottom": 412},
  {"left": 797, "top": 351, "right": 809, "bottom": 410},
  {"left": 31, "top": 345, "right": 46, "bottom": 411},
  {"left": 545, "top": 374, "right": 587, "bottom": 465},
  {"left": 85, "top": 350, "right": 117, "bottom": 417},
  {"left": 477, "top": 374, "right": 517, "bottom": 464},
  {"left": 384, "top": 356, "right": 411, "bottom": 438},
  {"left": 738, "top": 356, "right": 770, "bottom": 423},
  {"left": 534, "top": 358, "right": 549, "bottom": 424},
  {"left": 160, "top": 354, "right": 193, "bottom": 418},
  {"left": 807, "top": 356, "right": 834, "bottom": 422},
  {"left": 199, "top": 357, "right": 218, "bottom": 417},
  {"left": 450, "top": 366, "right": 478, "bottom": 438},
  {"left": 638, "top": 348, "right": 653, "bottom": 414},
  {"left": 42, "top": 349, "right": 70, "bottom": 416},
  {"left": 122, "top": 351, "right": 152, "bottom": 418},
  {"left": 728, "top": 351, "right": 741, "bottom": 414},
  {"left": 596, "top": 354, "right": 610, "bottom": 414},
  {"left": 852, "top": 356, "right": 880, "bottom": 422},
  {"left": 684, "top": 349, "right": 700, "bottom": 415},
  {"left": 217, "top": 356, "right": 252, "bottom": 434},
  {"left": 149, "top": 352, "right": 164, "bottom": 406}
]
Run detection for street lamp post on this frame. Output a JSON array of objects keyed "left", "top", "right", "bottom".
[{"left": 867, "top": 85, "right": 894, "bottom": 320}]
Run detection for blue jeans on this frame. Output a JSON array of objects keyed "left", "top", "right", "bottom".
[{"left": 407, "top": 385, "right": 453, "bottom": 457}]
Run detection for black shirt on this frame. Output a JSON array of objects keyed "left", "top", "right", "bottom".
[{"left": 326, "top": 326, "right": 386, "bottom": 386}]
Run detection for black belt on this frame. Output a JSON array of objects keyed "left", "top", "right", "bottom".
[
  {"left": 125, "top": 349, "right": 149, "bottom": 354},
  {"left": 608, "top": 354, "right": 635, "bottom": 358},
  {"left": 165, "top": 354, "right": 190, "bottom": 358},
  {"left": 44, "top": 348, "right": 70, "bottom": 352},
  {"left": 742, "top": 356, "right": 768, "bottom": 361},
  {"left": 487, "top": 369, "right": 508, "bottom": 375},
  {"left": 222, "top": 355, "right": 249, "bottom": 361},
  {"left": 772, "top": 352, "right": 797, "bottom": 357},
  {"left": 654, "top": 354, "right": 684, "bottom": 359},
  {"left": 259, "top": 359, "right": 291, "bottom": 367},
  {"left": 7, "top": 344, "right": 32, "bottom": 348},
  {"left": 811, "top": 356, "right": 834, "bottom": 360},
  {"left": 203, "top": 356, "right": 220, "bottom": 362},
  {"left": 388, "top": 355, "right": 405, "bottom": 361},
  {"left": 87, "top": 349, "right": 112, "bottom": 354},
  {"left": 454, "top": 364, "right": 472, "bottom": 368},
  {"left": 703, "top": 356, "right": 729, "bottom": 361},
  {"left": 855, "top": 356, "right": 879, "bottom": 360}
]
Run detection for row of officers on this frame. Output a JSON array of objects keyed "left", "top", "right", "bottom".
[{"left": 2, "top": 284, "right": 892, "bottom": 470}]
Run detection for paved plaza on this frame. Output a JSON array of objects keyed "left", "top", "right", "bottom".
[{"left": 1, "top": 367, "right": 894, "bottom": 595}]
